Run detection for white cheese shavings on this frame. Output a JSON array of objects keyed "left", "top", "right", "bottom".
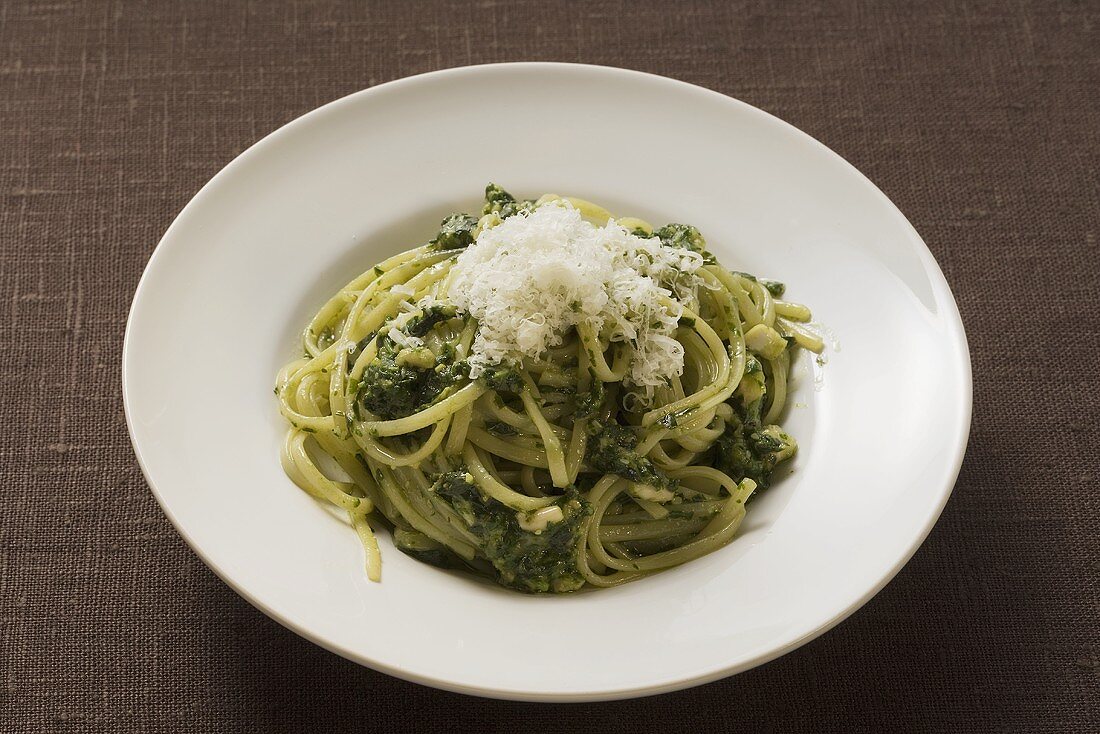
[
  {"left": 415, "top": 294, "right": 442, "bottom": 310},
  {"left": 448, "top": 202, "right": 704, "bottom": 394},
  {"left": 387, "top": 327, "right": 423, "bottom": 349}
]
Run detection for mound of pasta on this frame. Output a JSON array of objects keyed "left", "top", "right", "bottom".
[{"left": 275, "top": 184, "right": 822, "bottom": 592}]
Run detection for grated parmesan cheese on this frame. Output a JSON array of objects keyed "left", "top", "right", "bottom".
[
  {"left": 387, "top": 328, "right": 424, "bottom": 349},
  {"left": 448, "top": 201, "right": 704, "bottom": 395}
]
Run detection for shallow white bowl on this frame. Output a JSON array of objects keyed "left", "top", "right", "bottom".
[{"left": 123, "top": 63, "right": 971, "bottom": 701}]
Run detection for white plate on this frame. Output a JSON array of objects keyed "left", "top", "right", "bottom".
[{"left": 123, "top": 63, "right": 971, "bottom": 701}]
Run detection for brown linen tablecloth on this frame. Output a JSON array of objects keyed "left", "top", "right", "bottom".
[{"left": 2, "top": 1, "right": 1098, "bottom": 731}]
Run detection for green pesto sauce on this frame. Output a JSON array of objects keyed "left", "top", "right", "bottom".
[
  {"left": 585, "top": 419, "right": 676, "bottom": 490},
  {"left": 477, "top": 364, "right": 525, "bottom": 395},
  {"left": 431, "top": 213, "right": 478, "bottom": 250},
  {"left": 355, "top": 324, "right": 468, "bottom": 420},
  {"left": 432, "top": 470, "right": 590, "bottom": 593},
  {"left": 655, "top": 223, "right": 716, "bottom": 264},
  {"left": 483, "top": 182, "right": 535, "bottom": 220}
]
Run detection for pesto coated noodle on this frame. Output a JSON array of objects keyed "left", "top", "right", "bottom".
[{"left": 275, "top": 184, "right": 822, "bottom": 592}]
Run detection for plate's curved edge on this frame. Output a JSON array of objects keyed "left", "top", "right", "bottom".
[{"left": 122, "top": 62, "right": 974, "bottom": 702}]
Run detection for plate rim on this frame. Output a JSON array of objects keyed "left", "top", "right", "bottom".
[{"left": 122, "top": 61, "right": 973, "bottom": 701}]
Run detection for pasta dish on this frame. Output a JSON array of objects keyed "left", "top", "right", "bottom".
[{"left": 275, "top": 185, "right": 822, "bottom": 592}]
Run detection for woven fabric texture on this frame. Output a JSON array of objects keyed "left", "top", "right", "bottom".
[{"left": 1, "top": 1, "right": 1097, "bottom": 731}]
